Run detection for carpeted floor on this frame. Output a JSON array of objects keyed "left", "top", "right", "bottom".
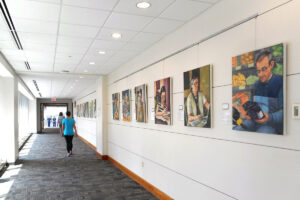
[{"left": 0, "top": 133, "right": 157, "bottom": 200}]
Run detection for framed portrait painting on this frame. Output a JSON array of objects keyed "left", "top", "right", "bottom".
[
  {"left": 154, "top": 77, "right": 171, "bottom": 125},
  {"left": 184, "top": 65, "right": 212, "bottom": 128},
  {"left": 232, "top": 43, "right": 285, "bottom": 135}
]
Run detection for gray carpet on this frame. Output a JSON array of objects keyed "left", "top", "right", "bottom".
[{"left": 0, "top": 133, "right": 157, "bottom": 200}]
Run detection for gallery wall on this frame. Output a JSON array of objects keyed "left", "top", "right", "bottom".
[
  {"left": 105, "top": 0, "right": 300, "bottom": 199},
  {"left": 74, "top": 82, "right": 97, "bottom": 146}
]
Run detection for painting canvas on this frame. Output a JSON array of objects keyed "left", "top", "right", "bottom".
[
  {"left": 93, "top": 100, "right": 97, "bottom": 118},
  {"left": 112, "top": 93, "right": 120, "bottom": 120},
  {"left": 89, "top": 100, "right": 93, "bottom": 118},
  {"left": 134, "top": 84, "right": 147, "bottom": 123},
  {"left": 184, "top": 65, "right": 212, "bottom": 128},
  {"left": 122, "top": 89, "right": 131, "bottom": 122},
  {"left": 154, "top": 77, "right": 171, "bottom": 125},
  {"left": 232, "top": 43, "right": 284, "bottom": 135}
]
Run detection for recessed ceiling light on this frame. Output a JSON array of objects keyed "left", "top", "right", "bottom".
[
  {"left": 89, "top": 62, "right": 95, "bottom": 65},
  {"left": 136, "top": 1, "right": 151, "bottom": 9},
  {"left": 79, "top": 76, "right": 84, "bottom": 79},
  {"left": 112, "top": 33, "right": 121, "bottom": 39},
  {"left": 98, "top": 51, "right": 106, "bottom": 55},
  {"left": 84, "top": 70, "right": 88, "bottom": 73}
]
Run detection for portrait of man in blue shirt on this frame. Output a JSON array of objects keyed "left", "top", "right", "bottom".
[{"left": 234, "top": 49, "right": 284, "bottom": 134}]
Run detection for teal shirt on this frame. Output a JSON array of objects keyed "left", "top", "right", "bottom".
[{"left": 62, "top": 118, "right": 75, "bottom": 136}]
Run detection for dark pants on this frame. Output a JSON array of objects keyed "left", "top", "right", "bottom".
[{"left": 64, "top": 135, "right": 73, "bottom": 153}]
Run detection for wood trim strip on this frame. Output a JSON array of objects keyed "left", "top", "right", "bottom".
[
  {"left": 78, "top": 135, "right": 172, "bottom": 199},
  {"left": 108, "top": 156, "right": 173, "bottom": 200}
]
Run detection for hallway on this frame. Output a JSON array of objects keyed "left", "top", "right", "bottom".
[{"left": 0, "top": 133, "right": 156, "bottom": 200}]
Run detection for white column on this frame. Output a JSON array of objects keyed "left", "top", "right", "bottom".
[
  {"left": 0, "top": 77, "right": 19, "bottom": 163},
  {"left": 96, "top": 76, "right": 107, "bottom": 155}
]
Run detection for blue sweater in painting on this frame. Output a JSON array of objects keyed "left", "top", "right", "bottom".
[{"left": 253, "top": 74, "right": 283, "bottom": 124}]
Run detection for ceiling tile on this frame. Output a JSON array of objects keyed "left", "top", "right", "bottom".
[
  {"left": 56, "top": 45, "right": 89, "bottom": 54},
  {"left": 63, "top": 0, "right": 119, "bottom": 10},
  {"left": 59, "top": 23, "right": 99, "bottom": 38},
  {"left": 114, "top": 0, "right": 175, "bottom": 17},
  {"left": 55, "top": 53, "right": 83, "bottom": 64},
  {"left": 97, "top": 28, "right": 138, "bottom": 42},
  {"left": 86, "top": 48, "right": 115, "bottom": 58},
  {"left": 61, "top": 6, "right": 110, "bottom": 26},
  {"left": 0, "top": 30, "right": 13, "bottom": 41},
  {"left": 121, "top": 42, "right": 150, "bottom": 52},
  {"left": 14, "top": 18, "right": 58, "bottom": 34},
  {"left": 104, "top": 13, "right": 153, "bottom": 31},
  {"left": 143, "top": 18, "right": 183, "bottom": 34},
  {"left": 0, "top": 41, "right": 19, "bottom": 50},
  {"left": 6, "top": 0, "right": 60, "bottom": 22},
  {"left": 91, "top": 40, "right": 126, "bottom": 51},
  {"left": 1, "top": 49, "right": 27, "bottom": 61},
  {"left": 130, "top": 32, "right": 163, "bottom": 44},
  {"left": 191, "top": 0, "right": 220, "bottom": 3},
  {"left": 29, "top": 62, "right": 54, "bottom": 72},
  {"left": 0, "top": 17, "right": 9, "bottom": 31},
  {"left": 22, "top": 43, "right": 56, "bottom": 53},
  {"left": 57, "top": 36, "right": 93, "bottom": 47},
  {"left": 8, "top": 60, "right": 26, "bottom": 71},
  {"left": 19, "top": 32, "right": 57, "bottom": 45},
  {"left": 28, "top": 0, "right": 61, "bottom": 4},
  {"left": 25, "top": 51, "right": 54, "bottom": 63},
  {"left": 160, "top": 0, "right": 210, "bottom": 21},
  {"left": 51, "top": 78, "right": 69, "bottom": 98},
  {"left": 54, "top": 63, "right": 77, "bottom": 72}
]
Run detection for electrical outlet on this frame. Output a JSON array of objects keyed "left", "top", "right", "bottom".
[
  {"left": 141, "top": 161, "right": 144, "bottom": 167},
  {"left": 292, "top": 104, "right": 300, "bottom": 119}
]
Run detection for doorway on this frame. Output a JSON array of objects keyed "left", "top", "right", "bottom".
[{"left": 41, "top": 103, "right": 68, "bottom": 133}]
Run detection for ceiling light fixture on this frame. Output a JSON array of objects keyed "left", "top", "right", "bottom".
[
  {"left": 84, "top": 70, "right": 88, "bottom": 73},
  {"left": 136, "top": 1, "right": 151, "bottom": 9},
  {"left": 79, "top": 76, "right": 84, "bottom": 79},
  {"left": 98, "top": 51, "right": 106, "bottom": 55},
  {"left": 112, "top": 33, "right": 121, "bottom": 39},
  {"left": 89, "top": 62, "right": 95, "bottom": 65}
]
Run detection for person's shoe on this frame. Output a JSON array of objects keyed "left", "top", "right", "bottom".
[
  {"left": 70, "top": 150, "right": 72, "bottom": 155},
  {"left": 67, "top": 152, "right": 71, "bottom": 157}
]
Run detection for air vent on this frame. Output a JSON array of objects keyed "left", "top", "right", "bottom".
[
  {"left": 0, "top": 0, "right": 23, "bottom": 50},
  {"left": 61, "top": 70, "right": 69, "bottom": 73},
  {"left": 32, "top": 79, "right": 41, "bottom": 95},
  {"left": 25, "top": 61, "right": 31, "bottom": 70}
]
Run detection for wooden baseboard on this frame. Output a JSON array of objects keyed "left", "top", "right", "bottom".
[
  {"left": 108, "top": 156, "right": 173, "bottom": 200},
  {"left": 96, "top": 151, "right": 108, "bottom": 160},
  {"left": 78, "top": 135, "right": 172, "bottom": 199}
]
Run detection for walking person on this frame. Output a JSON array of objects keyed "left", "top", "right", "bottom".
[
  {"left": 58, "top": 112, "right": 65, "bottom": 136},
  {"left": 62, "top": 111, "right": 78, "bottom": 157}
]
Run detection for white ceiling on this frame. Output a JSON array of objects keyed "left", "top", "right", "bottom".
[{"left": 0, "top": 0, "right": 221, "bottom": 98}]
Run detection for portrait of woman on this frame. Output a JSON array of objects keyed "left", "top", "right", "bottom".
[
  {"left": 122, "top": 89, "right": 131, "bottom": 121},
  {"left": 154, "top": 77, "right": 171, "bottom": 125},
  {"left": 184, "top": 65, "right": 212, "bottom": 128},
  {"left": 135, "top": 84, "right": 147, "bottom": 123},
  {"left": 112, "top": 93, "right": 120, "bottom": 120}
]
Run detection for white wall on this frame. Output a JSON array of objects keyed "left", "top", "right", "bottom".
[
  {"left": 106, "top": 0, "right": 300, "bottom": 199},
  {"left": 74, "top": 82, "right": 97, "bottom": 146},
  {"left": 29, "top": 99, "right": 37, "bottom": 133},
  {"left": 74, "top": 77, "right": 106, "bottom": 155},
  {"left": 0, "top": 77, "right": 19, "bottom": 163}
]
